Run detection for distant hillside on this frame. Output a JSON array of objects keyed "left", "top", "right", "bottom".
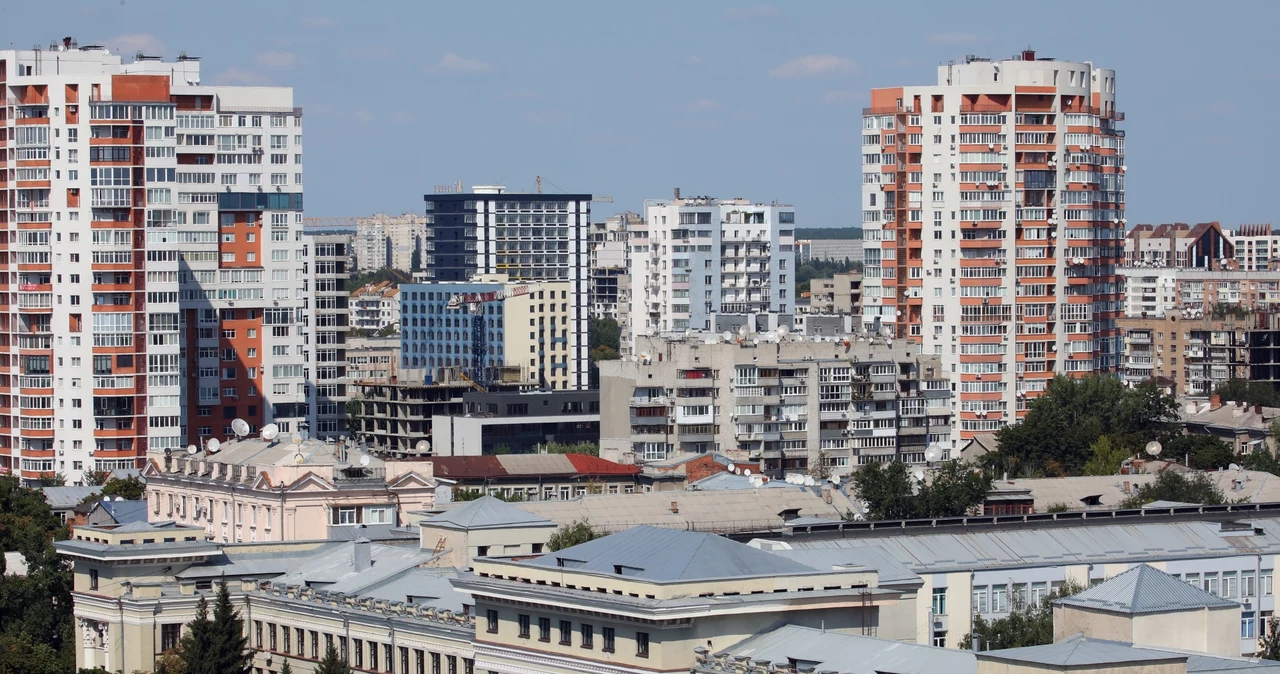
[{"left": 795, "top": 227, "right": 862, "bottom": 240}]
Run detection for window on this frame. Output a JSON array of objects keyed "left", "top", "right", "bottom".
[
  {"left": 517, "top": 614, "right": 530, "bottom": 639},
  {"left": 538, "top": 617, "right": 551, "bottom": 642},
  {"left": 636, "top": 632, "right": 649, "bottom": 658},
  {"left": 1264, "top": 570, "right": 1273, "bottom": 596},
  {"left": 932, "top": 587, "right": 947, "bottom": 615},
  {"left": 991, "top": 584, "right": 1008, "bottom": 613},
  {"left": 558, "top": 620, "right": 572, "bottom": 645},
  {"left": 1244, "top": 612, "right": 1257, "bottom": 640},
  {"left": 1224, "top": 572, "right": 1239, "bottom": 599},
  {"left": 972, "top": 586, "right": 988, "bottom": 614},
  {"left": 1245, "top": 571, "right": 1258, "bottom": 598},
  {"left": 602, "top": 627, "right": 615, "bottom": 653},
  {"left": 310, "top": 631, "right": 319, "bottom": 659},
  {"left": 486, "top": 609, "right": 498, "bottom": 633},
  {"left": 932, "top": 631, "right": 948, "bottom": 648},
  {"left": 90, "top": 568, "right": 99, "bottom": 590},
  {"left": 161, "top": 623, "right": 182, "bottom": 652},
  {"left": 580, "top": 624, "right": 593, "bottom": 649}
]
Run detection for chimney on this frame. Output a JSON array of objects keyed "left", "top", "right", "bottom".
[
  {"left": 1210, "top": 394, "right": 1222, "bottom": 410},
  {"left": 674, "top": 187, "right": 681, "bottom": 200},
  {"left": 1021, "top": 49, "right": 1036, "bottom": 61},
  {"left": 669, "top": 500, "right": 679, "bottom": 514},
  {"left": 352, "top": 538, "right": 371, "bottom": 572},
  {"left": 821, "top": 487, "right": 833, "bottom": 504},
  {"left": 1257, "top": 404, "right": 1264, "bottom": 415},
  {"left": 1123, "top": 481, "right": 1130, "bottom": 495},
  {"left": 63, "top": 37, "right": 73, "bottom": 50}
]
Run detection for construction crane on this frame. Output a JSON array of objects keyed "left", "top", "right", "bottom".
[
  {"left": 446, "top": 283, "right": 543, "bottom": 391},
  {"left": 535, "top": 176, "right": 613, "bottom": 203}
]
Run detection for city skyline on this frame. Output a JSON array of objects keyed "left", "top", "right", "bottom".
[{"left": 7, "top": 0, "right": 1277, "bottom": 227}]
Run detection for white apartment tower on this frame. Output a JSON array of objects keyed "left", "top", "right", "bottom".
[
  {"left": 0, "top": 38, "right": 310, "bottom": 484},
  {"left": 629, "top": 193, "right": 796, "bottom": 343},
  {"left": 861, "top": 50, "right": 1125, "bottom": 440}
]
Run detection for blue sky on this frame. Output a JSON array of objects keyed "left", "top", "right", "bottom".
[{"left": 11, "top": 1, "right": 1279, "bottom": 227}]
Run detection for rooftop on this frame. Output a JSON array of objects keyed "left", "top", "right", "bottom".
[
  {"left": 989, "top": 469, "right": 1280, "bottom": 511},
  {"left": 976, "top": 635, "right": 1280, "bottom": 673},
  {"left": 697, "top": 624, "right": 973, "bottom": 674},
  {"left": 520, "top": 526, "right": 813, "bottom": 582},
  {"left": 1055, "top": 564, "right": 1239, "bottom": 615},
  {"left": 421, "top": 496, "right": 555, "bottom": 532},
  {"left": 40, "top": 485, "right": 103, "bottom": 509},
  {"left": 427, "top": 454, "right": 639, "bottom": 480},
  {"left": 273, "top": 540, "right": 442, "bottom": 595}
]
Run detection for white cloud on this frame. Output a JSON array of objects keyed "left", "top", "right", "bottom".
[
  {"left": 107, "top": 33, "right": 167, "bottom": 57},
  {"left": 427, "top": 52, "right": 493, "bottom": 75},
  {"left": 303, "top": 16, "right": 337, "bottom": 29},
  {"left": 353, "top": 109, "right": 375, "bottom": 124},
  {"left": 928, "top": 32, "right": 977, "bottom": 45},
  {"left": 690, "top": 98, "right": 718, "bottom": 112},
  {"left": 819, "top": 90, "right": 865, "bottom": 105},
  {"left": 214, "top": 68, "right": 271, "bottom": 86},
  {"left": 255, "top": 51, "right": 302, "bottom": 68},
  {"left": 770, "top": 55, "right": 858, "bottom": 79},
  {"left": 723, "top": 4, "right": 778, "bottom": 20}
]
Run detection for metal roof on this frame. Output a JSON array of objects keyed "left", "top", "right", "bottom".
[
  {"left": 977, "top": 635, "right": 1280, "bottom": 672},
  {"left": 422, "top": 496, "right": 555, "bottom": 531},
  {"left": 273, "top": 540, "right": 439, "bottom": 593},
  {"left": 704, "top": 624, "right": 975, "bottom": 674},
  {"left": 1055, "top": 564, "right": 1239, "bottom": 615},
  {"left": 687, "top": 472, "right": 797, "bottom": 491},
  {"left": 991, "top": 471, "right": 1280, "bottom": 511},
  {"left": 40, "top": 486, "right": 102, "bottom": 509},
  {"left": 94, "top": 500, "right": 148, "bottom": 525},
  {"left": 427, "top": 454, "right": 639, "bottom": 479},
  {"left": 768, "top": 517, "right": 1280, "bottom": 574},
  {"left": 766, "top": 546, "right": 921, "bottom": 586},
  {"left": 521, "top": 525, "right": 815, "bottom": 582}
]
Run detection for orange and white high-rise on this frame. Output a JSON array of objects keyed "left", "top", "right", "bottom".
[
  {"left": 0, "top": 38, "right": 312, "bottom": 485},
  {"left": 860, "top": 50, "right": 1125, "bottom": 441}
]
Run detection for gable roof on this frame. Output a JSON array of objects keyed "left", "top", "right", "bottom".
[
  {"left": 422, "top": 496, "right": 555, "bottom": 531},
  {"left": 40, "top": 486, "right": 103, "bottom": 509},
  {"left": 1055, "top": 564, "right": 1239, "bottom": 615},
  {"left": 521, "top": 525, "right": 813, "bottom": 582},
  {"left": 428, "top": 454, "right": 638, "bottom": 480},
  {"left": 977, "top": 635, "right": 1186, "bottom": 667},
  {"left": 711, "top": 624, "right": 973, "bottom": 674},
  {"left": 93, "top": 500, "right": 149, "bottom": 525}
]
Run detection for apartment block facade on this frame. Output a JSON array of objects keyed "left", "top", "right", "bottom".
[
  {"left": 599, "top": 334, "right": 952, "bottom": 477},
  {"left": 589, "top": 211, "right": 636, "bottom": 323},
  {"left": 1122, "top": 267, "right": 1280, "bottom": 318},
  {"left": 629, "top": 194, "right": 797, "bottom": 342},
  {"left": 1121, "top": 310, "right": 1280, "bottom": 396},
  {"left": 423, "top": 188, "right": 591, "bottom": 390},
  {"left": 861, "top": 49, "right": 1125, "bottom": 439},
  {"left": 0, "top": 41, "right": 310, "bottom": 485},
  {"left": 1231, "top": 223, "right": 1278, "bottom": 272},
  {"left": 349, "top": 212, "right": 426, "bottom": 272}
]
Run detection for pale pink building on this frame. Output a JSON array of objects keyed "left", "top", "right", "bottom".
[{"left": 142, "top": 437, "right": 439, "bottom": 542}]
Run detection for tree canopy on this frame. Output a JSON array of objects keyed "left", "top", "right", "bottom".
[
  {"left": 991, "top": 376, "right": 1179, "bottom": 476},
  {"left": 315, "top": 642, "right": 352, "bottom": 674},
  {"left": 852, "top": 460, "right": 991, "bottom": 520},
  {"left": 548, "top": 519, "right": 600, "bottom": 551},
  {"left": 1164, "top": 434, "right": 1235, "bottom": 470},
  {"left": 1120, "top": 471, "right": 1225, "bottom": 508},
  {"left": 78, "top": 475, "right": 147, "bottom": 505},
  {"left": 1082, "top": 435, "right": 1131, "bottom": 476},
  {"left": 962, "top": 580, "right": 1083, "bottom": 651},
  {"left": 0, "top": 476, "right": 75, "bottom": 674},
  {"left": 1213, "top": 379, "right": 1280, "bottom": 408}
]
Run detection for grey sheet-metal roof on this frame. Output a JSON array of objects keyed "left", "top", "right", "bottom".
[
  {"left": 273, "top": 541, "right": 438, "bottom": 593},
  {"left": 328, "top": 524, "right": 420, "bottom": 541},
  {"left": 1056, "top": 564, "right": 1239, "bottom": 615},
  {"left": 174, "top": 544, "right": 345, "bottom": 579},
  {"left": 521, "top": 525, "right": 815, "bottom": 582},
  {"left": 707, "top": 624, "right": 975, "bottom": 674},
  {"left": 767, "top": 546, "right": 921, "bottom": 586},
  {"left": 1185, "top": 653, "right": 1280, "bottom": 673},
  {"left": 688, "top": 472, "right": 798, "bottom": 491},
  {"left": 96, "top": 500, "right": 148, "bottom": 525},
  {"left": 977, "top": 636, "right": 1187, "bottom": 667},
  {"left": 769, "top": 517, "right": 1280, "bottom": 574},
  {"left": 40, "top": 486, "right": 102, "bottom": 509},
  {"left": 422, "top": 496, "right": 555, "bottom": 531},
  {"left": 354, "top": 567, "right": 467, "bottom": 613}
]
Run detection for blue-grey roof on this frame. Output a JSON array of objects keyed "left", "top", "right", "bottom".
[
  {"left": 772, "top": 517, "right": 1280, "bottom": 574},
  {"left": 273, "top": 541, "right": 439, "bottom": 592},
  {"left": 423, "top": 496, "right": 555, "bottom": 531},
  {"left": 40, "top": 486, "right": 102, "bottom": 509},
  {"left": 353, "top": 567, "right": 467, "bottom": 612},
  {"left": 688, "top": 472, "right": 798, "bottom": 491},
  {"left": 328, "top": 524, "right": 419, "bottom": 541},
  {"left": 767, "top": 546, "right": 921, "bottom": 586},
  {"left": 1056, "top": 564, "right": 1239, "bottom": 615},
  {"left": 522, "top": 526, "right": 815, "bottom": 582},
  {"left": 98, "top": 500, "right": 148, "bottom": 525},
  {"left": 978, "top": 636, "right": 1280, "bottom": 672},
  {"left": 709, "top": 624, "right": 974, "bottom": 674}
]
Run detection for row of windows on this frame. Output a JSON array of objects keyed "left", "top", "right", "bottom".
[
  {"left": 491, "top": 610, "right": 649, "bottom": 658},
  {"left": 250, "top": 620, "right": 469, "bottom": 674}
]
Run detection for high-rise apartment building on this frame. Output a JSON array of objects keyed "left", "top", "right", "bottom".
[
  {"left": 629, "top": 193, "right": 796, "bottom": 342},
  {"left": 589, "top": 211, "right": 637, "bottom": 320},
  {"left": 422, "top": 187, "right": 591, "bottom": 390},
  {"left": 309, "top": 233, "right": 350, "bottom": 437},
  {"left": 861, "top": 49, "right": 1125, "bottom": 439},
  {"left": 1230, "top": 224, "right": 1278, "bottom": 272},
  {"left": 0, "top": 39, "right": 308, "bottom": 484},
  {"left": 349, "top": 212, "right": 427, "bottom": 272}
]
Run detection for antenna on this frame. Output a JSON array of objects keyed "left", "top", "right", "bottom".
[
  {"left": 231, "top": 418, "right": 250, "bottom": 438},
  {"left": 294, "top": 452, "right": 305, "bottom": 464},
  {"left": 359, "top": 454, "right": 371, "bottom": 467},
  {"left": 1144, "top": 440, "right": 1163, "bottom": 457},
  {"left": 261, "top": 423, "right": 280, "bottom": 441},
  {"left": 1229, "top": 463, "right": 1242, "bottom": 472},
  {"left": 743, "top": 468, "right": 751, "bottom": 476},
  {"left": 415, "top": 439, "right": 431, "bottom": 453},
  {"left": 187, "top": 444, "right": 199, "bottom": 456},
  {"left": 291, "top": 433, "right": 303, "bottom": 445},
  {"left": 206, "top": 438, "right": 221, "bottom": 454},
  {"left": 925, "top": 445, "right": 944, "bottom": 462}
]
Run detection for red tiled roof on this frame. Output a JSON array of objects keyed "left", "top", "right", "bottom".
[
  {"left": 564, "top": 454, "right": 642, "bottom": 476},
  {"left": 429, "top": 456, "right": 507, "bottom": 479},
  {"left": 428, "top": 454, "right": 639, "bottom": 479}
]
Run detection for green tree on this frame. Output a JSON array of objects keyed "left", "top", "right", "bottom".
[
  {"left": 453, "top": 489, "right": 524, "bottom": 503},
  {"left": 1121, "top": 471, "right": 1225, "bottom": 508},
  {"left": 544, "top": 441, "right": 600, "bottom": 457},
  {"left": 1083, "top": 436, "right": 1130, "bottom": 476},
  {"left": 38, "top": 473, "right": 66, "bottom": 487},
  {"left": 178, "top": 595, "right": 215, "bottom": 674},
  {"left": 79, "top": 475, "right": 147, "bottom": 505},
  {"left": 314, "top": 642, "right": 352, "bottom": 674},
  {"left": 993, "top": 376, "right": 1178, "bottom": 477},
  {"left": 1259, "top": 617, "right": 1280, "bottom": 660},
  {"left": 375, "top": 323, "right": 400, "bottom": 338},
  {"left": 279, "top": 660, "right": 294, "bottom": 674},
  {"left": 82, "top": 470, "right": 112, "bottom": 487},
  {"left": 962, "top": 581, "right": 1083, "bottom": 650},
  {"left": 1166, "top": 435, "right": 1235, "bottom": 470},
  {"left": 1045, "top": 503, "right": 1071, "bottom": 513},
  {"left": 853, "top": 461, "right": 991, "bottom": 521},
  {"left": 548, "top": 519, "right": 600, "bottom": 551},
  {"left": 1243, "top": 427, "right": 1280, "bottom": 475},
  {"left": 1214, "top": 379, "right": 1280, "bottom": 408},
  {"left": 344, "top": 267, "right": 410, "bottom": 293},
  {"left": 588, "top": 317, "right": 620, "bottom": 353},
  {"left": 208, "top": 581, "right": 252, "bottom": 674},
  {"left": 411, "top": 246, "right": 423, "bottom": 273}
]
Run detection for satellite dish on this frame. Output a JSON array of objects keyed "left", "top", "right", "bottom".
[
  {"left": 721, "top": 331, "right": 733, "bottom": 342},
  {"left": 912, "top": 469, "right": 925, "bottom": 482},
  {"left": 261, "top": 424, "right": 280, "bottom": 441},
  {"left": 925, "top": 446, "right": 944, "bottom": 462},
  {"left": 164, "top": 447, "right": 173, "bottom": 457},
  {"left": 752, "top": 338, "right": 759, "bottom": 346},
  {"left": 291, "top": 433, "right": 303, "bottom": 445},
  {"left": 294, "top": 453, "right": 304, "bottom": 464},
  {"left": 187, "top": 444, "right": 199, "bottom": 456},
  {"left": 231, "top": 418, "right": 250, "bottom": 438},
  {"left": 415, "top": 439, "right": 430, "bottom": 452},
  {"left": 803, "top": 476, "right": 815, "bottom": 486},
  {"left": 777, "top": 325, "right": 790, "bottom": 338},
  {"left": 743, "top": 468, "right": 751, "bottom": 476},
  {"left": 737, "top": 325, "right": 748, "bottom": 337},
  {"left": 206, "top": 438, "right": 221, "bottom": 454},
  {"left": 1145, "top": 440, "right": 1163, "bottom": 457},
  {"left": 1230, "top": 463, "right": 1242, "bottom": 472},
  {"left": 359, "top": 454, "right": 371, "bottom": 467}
]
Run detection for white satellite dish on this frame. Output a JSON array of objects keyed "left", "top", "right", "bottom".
[
  {"left": 293, "top": 453, "right": 304, "bottom": 464},
  {"left": 1145, "top": 441, "right": 1163, "bottom": 457},
  {"left": 730, "top": 466, "right": 739, "bottom": 474},
  {"left": 721, "top": 331, "right": 733, "bottom": 342},
  {"left": 912, "top": 469, "right": 925, "bottom": 482},
  {"left": 359, "top": 454, "right": 371, "bottom": 467},
  {"left": 743, "top": 468, "right": 751, "bottom": 476},
  {"left": 231, "top": 418, "right": 250, "bottom": 438},
  {"left": 752, "top": 338, "right": 760, "bottom": 346},
  {"left": 777, "top": 325, "right": 790, "bottom": 338},
  {"left": 186, "top": 444, "right": 199, "bottom": 456},
  {"left": 415, "top": 439, "right": 431, "bottom": 452},
  {"left": 206, "top": 438, "right": 221, "bottom": 454},
  {"left": 1229, "top": 463, "right": 1242, "bottom": 472},
  {"left": 261, "top": 424, "right": 280, "bottom": 441},
  {"left": 803, "top": 476, "right": 815, "bottom": 486},
  {"left": 291, "top": 433, "right": 303, "bottom": 445},
  {"left": 925, "top": 445, "right": 944, "bottom": 462},
  {"left": 737, "top": 325, "right": 748, "bottom": 337}
]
